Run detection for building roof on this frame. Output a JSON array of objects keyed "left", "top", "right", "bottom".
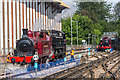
[
  {"left": 54, "top": 0, "right": 70, "bottom": 9},
  {"left": 101, "top": 32, "right": 118, "bottom": 40},
  {"left": 47, "top": 0, "right": 69, "bottom": 9},
  {"left": 39, "top": 0, "right": 70, "bottom": 10}
]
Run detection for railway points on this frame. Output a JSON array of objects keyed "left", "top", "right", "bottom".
[
  {"left": 1, "top": 49, "right": 120, "bottom": 79},
  {"left": 43, "top": 51, "right": 120, "bottom": 79},
  {"left": 0, "top": 47, "right": 91, "bottom": 79}
]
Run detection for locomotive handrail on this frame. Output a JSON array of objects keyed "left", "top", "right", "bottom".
[
  {"left": 66, "top": 49, "right": 92, "bottom": 56},
  {"left": 41, "top": 40, "right": 52, "bottom": 42},
  {"left": 67, "top": 48, "right": 91, "bottom": 52}
]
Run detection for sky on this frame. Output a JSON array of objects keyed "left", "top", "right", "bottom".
[{"left": 61, "top": 0, "right": 120, "bottom": 17}]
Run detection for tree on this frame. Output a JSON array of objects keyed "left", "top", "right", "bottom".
[
  {"left": 114, "top": 1, "right": 120, "bottom": 20},
  {"left": 76, "top": 2, "right": 112, "bottom": 22},
  {"left": 115, "top": 19, "right": 120, "bottom": 38},
  {"left": 62, "top": 14, "right": 96, "bottom": 45},
  {"left": 62, "top": 1, "right": 118, "bottom": 45}
]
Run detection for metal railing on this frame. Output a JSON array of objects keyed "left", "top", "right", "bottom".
[{"left": 0, "top": 48, "right": 93, "bottom": 78}]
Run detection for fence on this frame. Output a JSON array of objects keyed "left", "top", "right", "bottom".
[
  {"left": 0, "top": 45, "right": 87, "bottom": 64},
  {"left": 10, "top": 57, "right": 83, "bottom": 78},
  {"left": 0, "top": 48, "right": 94, "bottom": 78},
  {"left": 0, "top": 45, "right": 115, "bottom": 79}
]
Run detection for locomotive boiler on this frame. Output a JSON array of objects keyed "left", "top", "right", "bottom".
[{"left": 8, "top": 29, "right": 66, "bottom": 64}]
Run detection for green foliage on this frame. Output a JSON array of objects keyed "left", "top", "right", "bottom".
[
  {"left": 115, "top": 19, "right": 120, "bottom": 38},
  {"left": 76, "top": 2, "right": 112, "bottom": 22},
  {"left": 94, "top": 29, "right": 101, "bottom": 44},
  {"left": 114, "top": 1, "right": 120, "bottom": 19},
  {"left": 62, "top": 2, "right": 118, "bottom": 45},
  {"left": 62, "top": 14, "right": 96, "bottom": 44}
]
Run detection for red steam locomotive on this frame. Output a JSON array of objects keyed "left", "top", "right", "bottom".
[
  {"left": 96, "top": 37, "right": 111, "bottom": 51},
  {"left": 8, "top": 29, "right": 66, "bottom": 64}
]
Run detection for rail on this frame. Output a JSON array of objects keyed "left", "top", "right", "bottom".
[
  {"left": 43, "top": 51, "right": 120, "bottom": 79},
  {"left": 1, "top": 48, "right": 115, "bottom": 79}
]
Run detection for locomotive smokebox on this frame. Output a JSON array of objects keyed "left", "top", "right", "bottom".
[{"left": 22, "top": 29, "right": 28, "bottom": 37}]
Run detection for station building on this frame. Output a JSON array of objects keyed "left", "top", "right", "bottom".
[{"left": 0, "top": 0, "right": 69, "bottom": 55}]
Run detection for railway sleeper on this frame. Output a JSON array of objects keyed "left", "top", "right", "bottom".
[
  {"left": 45, "top": 51, "right": 120, "bottom": 79},
  {"left": 65, "top": 52, "right": 120, "bottom": 78},
  {"left": 98, "top": 59, "right": 120, "bottom": 79}
]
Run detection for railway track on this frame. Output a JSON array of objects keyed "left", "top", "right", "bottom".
[
  {"left": 0, "top": 49, "right": 111, "bottom": 79},
  {"left": 97, "top": 56, "right": 120, "bottom": 79},
  {"left": 44, "top": 51, "right": 120, "bottom": 79},
  {"left": 0, "top": 48, "right": 91, "bottom": 78},
  {"left": 0, "top": 48, "right": 91, "bottom": 65}
]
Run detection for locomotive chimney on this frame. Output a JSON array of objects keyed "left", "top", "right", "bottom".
[{"left": 22, "top": 29, "right": 28, "bottom": 37}]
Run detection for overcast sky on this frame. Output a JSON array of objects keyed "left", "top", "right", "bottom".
[{"left": 61, "top": 0, "right": 120, "bottom": 17}]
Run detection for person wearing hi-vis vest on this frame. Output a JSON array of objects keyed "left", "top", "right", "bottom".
[
  {"left": 65, "top": 51, "right": 67, "bottom": 56},
  {"left": 70, "top": 49, "right": 75, "bottom": 61}
]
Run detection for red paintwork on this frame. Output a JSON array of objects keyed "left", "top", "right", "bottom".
[
  {"left": 102, "top": 37, "right": 111, "bottom": 45},
  {"left": 97, "top": 37, "right": 112, "bottom": 50},
  {"left": 100, "top": 46, "right": 111, "bottom": 49},
  {"left": 9, "top": 30, "right": 53, "bottom": 63},
  {"left": 35, "top": 32, "right": 40, "bottom": 38},
  {"left": 10, "top": 56, "right": 33, "bottom": 63},
  {"left": 52, "top": 54, "right": 55, "bottom": 58},
  {"left": 27, "top": 30, "right": 33, "bottom": 38}
]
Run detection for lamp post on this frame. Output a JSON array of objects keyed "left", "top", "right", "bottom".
[
  {"left": 71, "top": 20, "right": 78, "bottom": 47},
  {"left": 76, "top": 21, "right": 78, "bottom": 47},
  {"left": 92, "top": 35, "right": 96, "bottom": 50},
  {"left": 94, "top": 35, "right": 96, "bottom": 50},
  {"left": 88, "top": 34, "right": 91, "bottom": 47},
  {"left": 71, "top": 16, "right": 72, "bottom": 47},
  {"left": 92, "top": 35, "right": 94, "bottom": 50}
]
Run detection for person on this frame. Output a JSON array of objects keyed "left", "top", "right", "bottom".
[
  {"left": 45, "top": 32, "right": 50, "bottom": 41},
  {"left": 65, "top": 51, "right": 67, "bottom": 56},
  {"left": 46, "top": 59, "right": 50, "bottom": 69},
  {"left": 70, "top": 48, "right": 75, "bottom": 61}
]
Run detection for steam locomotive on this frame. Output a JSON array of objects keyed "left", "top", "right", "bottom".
[
  {"left": 96, "top": 37, "right": 111, "bottom": 51},
  {"left": 96, "top": 32, "right": 120, "bottom": 52},
  {"left": 8, "top": 29, "right": 66, "bottom": 64}
]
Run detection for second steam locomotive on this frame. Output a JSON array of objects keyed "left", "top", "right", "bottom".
[
  {"left": 96, "top": 37, "right": 111, "bottom": 51},
  {"left": 96, "top": 32, "right": 119, "bottom": 51},
  {"left": 8, "top": 29, "right": 66, "bottom": 64}
]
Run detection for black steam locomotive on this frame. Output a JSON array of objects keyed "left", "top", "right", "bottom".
[{"left": 8, "top": 29, "right": 66, "bottom": 64}]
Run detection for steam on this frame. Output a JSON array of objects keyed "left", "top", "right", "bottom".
[
  {"left": 33, "top": 8, "right": 73, "bottom": 31},
  {"left": 33, "top": 17, "right": 43, "bottom": 31}
]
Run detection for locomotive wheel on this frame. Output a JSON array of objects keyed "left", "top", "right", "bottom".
[
  {"left": 22, "top": 60, "right": 26, "bottom": 65},
  {"left": 38, "top": 58, "right": 41, "bottom": 64},
  {"left": 11, "top": 58, "right": 15, "bottom": 64},
  {"left": 17, "top": 62, "right": 20, "bottom": 64},
  {"left": 31, "top": 58, "right": 34, "bottom": 66},
  {"left": 60, "top": 54, "right": 64, "bottom": 59},
  {"left": 19, "top": 60, "right": 26, "bottom": 65}
]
